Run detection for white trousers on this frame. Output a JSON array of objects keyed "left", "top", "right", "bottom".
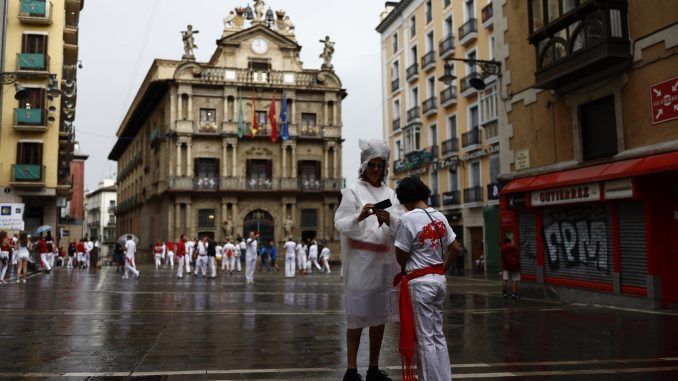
[
  {"left": 322, "top": 257, "right": 331, "bottom": 273},
  {"left": 155, "top": 254, "right": 163, "bottom": 269},
  {"left": 410, "top": 274, "right": 451, "bottom": 381},
  {"left": 245, "top": 254, "right": 256, "bottom": 283},
  {"left": 177, "top": 256, "right": 185, "bottom": 277},
  {"left": 195, "top": 255, "right": 208, "bottom": 276},
  {"left": 0, "top": 251, "right": 9, "bottom": 281},
  {"left": 208, "top": 256, "right": 216, "bottom": 278},
  {"left": 76, "top": 252, "right": 83, "bottom": 264},
  {"left": 306, "top": 256, "right": 321, "bottom": 272},
  {"left": 67, "top": 256, "right": 74, "bottom": 268},
  {"left": 124, "top": 258, "right": 139, "bottom": 278},
  {"left": 297, "top": 253, "right": 306, "bottom": 272},
  {"left": 284, "top": 255, "right": 296, "bottom": 278},
  {"left": 184, "top": 254, "right": 191, "bottom": 273},
  {"left": 40, "top": 253, "right": 52, "bottom": 271},
  {"left": 83, "top": 252, "right": 90, "bottom": 268},
  {"left": 167, "top": 252, "right": 174, "bottom": 268},
  {"left": 222, "top": 255, "right": 234, "bottom": 271},
  {"left": 48, "top": 253, "right": 55, "bottom": 268},
  {"left": 233, "top": 255, "right": 242, "bottom": 271}
]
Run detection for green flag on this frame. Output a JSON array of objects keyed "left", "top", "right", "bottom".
[{"left": 237, "top": 92, "right": 244, "bottom": 139}]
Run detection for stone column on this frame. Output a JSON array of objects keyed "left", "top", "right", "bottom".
[
  {"left": 333, "top": 148, "right": 338, "bottom": 179},
  {"left": 332, "top": 103, "right": 337, "bottom": 125},
  {"left": 282, "top": 145, "right": 287, "bottom": 178},
  {"left": 177, "top": 93, "right": 183, "bottom": 121},
  {"left": 319, "top": 202, "right": 325, "bottom": 240},
  {"left": 186, "top": 140, "right": 193, "bottom": 177},
  {"left": 323, "top": 146, "right": 329, "bottom": 179},
  {"left": 291, "top": 145, "right": 297, "bottom": 176},
  {"left": 187, "top": 94, "right": 193, "bottom": 120},
  {"left": 176, "top": 142, "right": 182, "bottom": 177},
  {"left": 222, "top": 139, "right": 228, "bottom": 177},
  {"left": 324, "top": 102, "right": 328, "bottom": 125},
  {"left": 170, "top": 90, "right": 177, "bottom": 127},
  {"left": 175, "top": 203, "right": 182, "bottom": 236},
  {"left": 222, "top": 202, "right": 228, "bottom": 240},
  {"left": 185, "top": 203, "right": 192, "bottom": 238},
  {"left": 232, "top": 202, "right": 239, "bottom": 237},
  {"left": 232, "top": 143, "right": 238, "bottom": 177},
  {"left": 291, "top": 99, "right": 296, "bottom": 124}
]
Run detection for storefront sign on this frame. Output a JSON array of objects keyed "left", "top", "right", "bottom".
[
  {"left": 0, "top": 203, "right": 25, "bottom": 231},
  {"left": 461, "top": 144, "right": 499, "bottom": 162},
  {"left": 603, "top": 178, "right": 634, "bottom": 200},
  {"left": 515, "top": 149, "right": 530, "bottom": 170},
  {"left": 487, "top": 183, "right": 502, "bottom": 200},
  {"left": 531, "top": 183, "right": 600, "bottom": 206},
  {"left": 437, "top": 156, "right": 459, "bottom": 170},
  {"left": 650, "top": 76, "right": 678, "bottom": 125}
]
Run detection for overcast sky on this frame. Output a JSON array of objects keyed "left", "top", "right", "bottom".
[{"left": 77, "top": 0, "right": 386, "bottom": 191}]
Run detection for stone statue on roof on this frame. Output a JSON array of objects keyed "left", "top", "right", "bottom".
[
  {"left": 181, "top": 25, "right": 199, "bottom": 60},
  {"left": 319, "top": 36, "right": 335, "bottom": 70},
  {"left": 253, "top": 0, "right": 265, "bottom": 21}
]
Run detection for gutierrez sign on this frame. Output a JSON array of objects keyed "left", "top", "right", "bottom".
[{"left": 531, "top": 183, "right": 600, "bottom": 206}]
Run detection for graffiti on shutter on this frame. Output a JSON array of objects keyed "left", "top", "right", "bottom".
[{"left": 518, "top": 210, "right": 536, "bottom": 275}]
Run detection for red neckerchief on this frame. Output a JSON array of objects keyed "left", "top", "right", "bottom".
[{"left": 393, "top": 263, "right": 445, "bottom": 381}]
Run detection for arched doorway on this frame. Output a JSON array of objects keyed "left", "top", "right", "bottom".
[{"left": 243, "top": 209, "right": 275, "bottom": 246}]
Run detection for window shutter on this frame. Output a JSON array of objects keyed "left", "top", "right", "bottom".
[{"left": 22, "top": 34, "right": 29, "bottom": 52}]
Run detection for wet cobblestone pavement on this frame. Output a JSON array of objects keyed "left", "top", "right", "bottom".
[{"left": 1, "top": 265, "right": 677, "bottom": 380}]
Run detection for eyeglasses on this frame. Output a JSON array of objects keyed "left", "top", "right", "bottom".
[{"left": 367, "top": 162, "right": 386, "bottom": 169}]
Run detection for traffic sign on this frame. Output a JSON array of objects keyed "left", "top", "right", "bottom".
[{"left": 650, "top": 76, "right": 678, "bottom": 125}]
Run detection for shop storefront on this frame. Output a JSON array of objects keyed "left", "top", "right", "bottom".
[{"left": 500, "top": 151, "right": 678, "bottom": 308}]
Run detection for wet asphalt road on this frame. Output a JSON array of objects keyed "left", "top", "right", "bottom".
[{"left": 0, "top": 264, "right": 677, "bottom": 380}]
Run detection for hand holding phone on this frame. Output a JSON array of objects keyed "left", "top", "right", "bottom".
[{"left": 372, "top": 199, "right": 392, "bottom": 211}]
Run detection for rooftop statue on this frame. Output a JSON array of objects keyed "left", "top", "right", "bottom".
[
  {"left": 253, "top": 0, "right": 265, "bottom": 22},
  {"left": 319, "top": 36, "right": 335, "bottom": 70},
  {"left": 181, "top": 25, "right": 199, "bottom": 60}
]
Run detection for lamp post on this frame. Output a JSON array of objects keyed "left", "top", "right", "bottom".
[{"left": 438, "top": 58, "right": 501, "bottom": 90}]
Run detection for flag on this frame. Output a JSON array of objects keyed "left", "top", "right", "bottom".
[
  {"left": 279, "top": 91, "right": 289, "bottom": 141},
  {"left": 269, "top": 94, "right": 278, "bottom": 142},
  {"left": 251, "top": 91, "right": 258, "bottom": 138},
  {"left": 237, "top": 92, "right": 244, "bottom": 139}
]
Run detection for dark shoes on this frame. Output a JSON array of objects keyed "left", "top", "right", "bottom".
[
  {"left": 512, "top": 292, "right": 519, "bottom": 300},
  {"left": 365, "top": 368, "right": 392, "bottom": 381},
  {"left": 342, "top": 370, "right": 363, "bottom": 381}
]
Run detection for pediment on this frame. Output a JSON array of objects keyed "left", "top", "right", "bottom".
[{"left": 208, "top": 24, "right": 300, "bottom": 67}]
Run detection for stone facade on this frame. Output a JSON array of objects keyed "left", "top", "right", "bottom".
[{"left": 108, "top": 8, "right": 345, "bottom": 258}]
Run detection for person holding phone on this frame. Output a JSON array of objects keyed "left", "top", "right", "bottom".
[{"left": 334, "top": 139, "right": 403, "bottom": 381}]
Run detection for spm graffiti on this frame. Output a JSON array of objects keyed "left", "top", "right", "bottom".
[{"left": 543, "top": 219, "right": 609, "bottom": 271}]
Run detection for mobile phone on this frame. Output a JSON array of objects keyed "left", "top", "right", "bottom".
[{"left": 372, "top": 199, "right": 393, "bottom": 211}]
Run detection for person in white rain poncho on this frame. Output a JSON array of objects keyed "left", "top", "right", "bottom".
[
  {"left": 284, "top": 237, "right": 297, "bottom": 278},
  {"left": 334, "top": 139, "right": 403, "bottom": 381}
]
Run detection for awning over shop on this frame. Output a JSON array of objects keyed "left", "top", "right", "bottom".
[{"left": 502, "top": 151, "right": 678, "bottom": 194}]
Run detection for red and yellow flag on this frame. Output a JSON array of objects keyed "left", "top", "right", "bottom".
[
  {"left": 250, "top": 91, "right": 258, "bottom": 138},
  {"left": 269, "top": 94, "right": 278, "bottom": 142}
]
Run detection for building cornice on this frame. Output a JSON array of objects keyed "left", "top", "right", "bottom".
[{"left": 376, "top": 0, "right": 414, "bottom": 33}]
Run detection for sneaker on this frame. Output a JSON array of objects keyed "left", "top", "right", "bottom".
[
  {"left": 22, "top": 279, "right": 26, "bottom": 283},
  {"left": 365, "top": 368, "right": 391, "bottom": 381},
  {"left": 342, "top": 370, "right": 363, "bottom": 381},
  {"left": 512, "top": 292, "right": 519, "bottom": 300}
]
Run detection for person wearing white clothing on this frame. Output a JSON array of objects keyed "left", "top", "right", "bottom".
[
  {"left": 234, "top": 239, "right": 244, "bottom": 272},
  {"left": 296, "top": 241, "right": 307, "bottom": 274},
  {"left": 0, "top": 231, "right": 11, "bottom": 283},
  {"left": 245, "top": 231, "right": 258, "bottom": 284},
  {"left": 283, "top": 237, "right": 296, "bottom": 278},
  {"left": 306, "top": 240, "right": 321, "bottom": 273},
  {"left": 166, "top": 241, "right": 175, "bottom": 269},
  {"left": 321, "top": 246, "right": 331, "bottom": 273},
  {"left": 195, "top": 237, "right": 209, "bottom": 278},
  {"left": 222, "top": 240, "right": 236, "bottom": 274},
  {"left": 84, "top": 238, "right": 93, "bottom": 269},
  {"left": 185, "top": 239, "right": 194, "bottom": 274},
  {"left": 153, "top": 241, "right": 163, "bottom": 269},
  {"left": 123, "top": 236, "right": 140, "bottom": 279},
  {"left": 161, "top": 242, "right": 167, "bottom": 266}
]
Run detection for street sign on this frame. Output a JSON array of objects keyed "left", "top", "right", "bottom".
[{"left": 650, "top": 76, "right": 678, "bottom": 125}]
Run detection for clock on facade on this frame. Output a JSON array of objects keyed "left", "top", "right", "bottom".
[{"left": 250, "top": 38, "right": 269, "bottom": 55}]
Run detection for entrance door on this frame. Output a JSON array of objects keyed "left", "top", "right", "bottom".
[
  {"left": 469, "top": 226, "right": 484, "bottom": 272},
  {"left": 243, "top": 209, "right": 275, "bottom": 246}
]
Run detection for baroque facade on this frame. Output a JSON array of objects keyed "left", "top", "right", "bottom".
[
  {"left": 108, "top": 4, "right": 345, "bottom": 256},
  {"left": 377, "top": 0, "right": 501, "bottom": 272}
]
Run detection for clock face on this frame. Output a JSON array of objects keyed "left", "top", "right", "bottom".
[{"left": 250, "top": 38, "right": 269, "bottom": 55}]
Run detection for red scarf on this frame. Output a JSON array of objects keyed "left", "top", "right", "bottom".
[{"left": 393, "top": 263, "right": 445, "bottom": 381}]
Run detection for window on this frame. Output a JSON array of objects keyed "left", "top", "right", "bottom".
[
  {"left": 444, "top": 0, "right": 451, "bottom": 9},
  {"left": 16, "top": 142, "right": 42, "bottom": 164},
  {"left": 426, "top": 31, "right": 434, "bottom": 52},
  {"left": 392, "top": 61, "right": 400, "bottom": 80},
  {"left": 489, "top": 154, "right": 500, "bottom": 183},
  {"left": 404, "top": 125, "right": 422, "bottom": 153},
  {"left": 256, "top": 110, "right": 268, "bottom": 130},
  {"left": 489, "top": 35, "right": 495, "bottom": 59},
  {"left": 469, "top": 105, "right": 479, "bottom": 130},
  {"left": 301, "top": 113, "right": 317, "bottom": 135},
  {"left": 427, "top": 76, "right": 436, "bottom": 98},
  {"left": 470, "top": 161, "right": 481, "bottom": 187},
  {"left": 466, "top": 50, "right": 477, "bottom": 73},
  {"left": 429, "top": 123, "right": 438, "bottom": 146},
  {"left": 22, "top": 34, "right": 47, "bottom": 54},
  {"left": 393, "top": 99, "right": 401, "bottom": 120},
  {"left": 410, "top": 15, "right": 416, "bottom": 37},
  {"left": 411, "top": 87, "right": 419, "bottom": 107},
  {"left": 392, "top": 32, "right": 399, "bottom": 52},
  {"left": 195, "top": 158, "right": 218, "bottom": 178},
  {"left": 448, "top": 170, "right": 458, "bottom": 191},
  {"left": 301, "top": 209, "right": 318, "bottom": 227},
  {"left": 395, "top": 140, "right": 402, "bottom": 160},
  {"left": 447, "top": 115, "right": 457, "bottom": 137},
  {"left": 411, "top": 46, "right": 418, "bottom": 64},
  {"left": 579, "top": 95, "right": 617, "bottom": 161},
  {"left": 246, "top": 159, "right": 272, "bottom": 180},
  {"left": 444, "top": 16, "right": 453, "bottom": 36},
  {"left": 19, "top": 88, "right": 45, "bottom": 110},
  {"left": 430, "top": 171, "right": 439, "bottom": 195},
  {"left": 479, "top": 85, "right": 497, "bottom": 124},
  {"left": 530, "top": 0, "right": 545, "bottom": 32},
  {"left": 199, "top": 108, "right": 217, "bottom": 132},
  {"left": 426, "top": 1, "right": 433, "bottom": 24},
  {"left": 197, "top": 209, "right": 216, "bottom": 228},
  {"left": 299, "top": 161, "right": 320, "bottom": 180},
  {"left": 465, "top": 0, "right": 476, "bottom": 19}
]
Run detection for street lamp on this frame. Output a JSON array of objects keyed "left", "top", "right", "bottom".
[{"left": 438, "top": 58, "right": 501, "bottom": 90}]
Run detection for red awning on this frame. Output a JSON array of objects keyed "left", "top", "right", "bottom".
[{"left": 502, "top": 151, "right": 678, "bottom": 194}]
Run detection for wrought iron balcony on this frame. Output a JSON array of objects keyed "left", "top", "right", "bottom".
[
  {"left": 421, "top": 51, "right": 436, "bottom": 72},
  {"left": 391, "top": 78, "right": 400, "bottom": 92},
  {"left": 422, "top": 96, "right": 437, "bottom": 116},
  {"left": 458, "top": 18, "right": 478, "bottom": 46},
  {"left": 393, "top": 118, "right": 401, "bottom": 131},
  {"left": 461, "top": 128, "right": 481, "bottom": 148},
  {"left": 439, "top": 34, "right": 455, "bottom": 59},
  {"left": 197, "top": 122, "right": 219, "bottom": 134},
  {"left": 481, "top": 3, "right": 493, "bottom": 28},
  {"left": 194, "top": 177, "right": 219, "bottom": 191},
  {"left": 440, "top": 137, "right": 459, "bottom": 157},
  {"left": 18, "top": 0, "right": 53, "bottom": 25},
  {"left": 464, "top": 186, "right": 484, "bottom": 203},
  {"left": 460, "top": 72, "right": 483, "bottom": 96},
  {"left": 16, "top": 53, "right": 50, "bottom": 71},
  {"left": 442, "top": 190, "right": 460, "bottom": 206},
  {"left": 300, "top": 178, "right": 322, "bottom": 191},
  {"left": 406, "top": 63, "right": 419, "bottom": 82},
  {"left": 11, "top": 164, "right": 45, "bottom": 185},
  {"left": 246, "top": 177, "right": 273, "bottom": 190},
  {"left": 406, "top": 106, "right": 420, "bottom": 123},
  {"left": 528, "top": 0, "right": 631, "bottom": 91},
  {"left": 440, "top": 86, "right": 457, "bottom": 107}
]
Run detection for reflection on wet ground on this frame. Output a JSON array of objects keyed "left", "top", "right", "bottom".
[{"left": 0, "top": 266, "right": 677, "bottom": 380}]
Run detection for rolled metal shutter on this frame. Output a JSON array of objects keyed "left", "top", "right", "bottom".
[
  {"left": 542, "top": 205, "right": 613, "bottom": 284},
  {"left": 518, "top": 210, "right": 537, "bottom": 275},
  {"left": 618, "top": 202, "right": 647, "bottom": 287}
]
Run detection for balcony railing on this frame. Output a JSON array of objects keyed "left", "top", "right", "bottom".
[
  {"left": 393, "top": 118, "right": 401, "bottom": 131},
  {"left": 464, "top": 186, "right": 484, "bottom": 203},
  {"left": 429, "top": 194, "right": 440, "bottom": 208},
  {"left": 168, "top": 176, "right": 345, "bottom": 192},
  {"left": 11, "top": 164, "right": 45, "bottom": 184},
  {"left": 300, "top": 178, "right": 322, "bottom": 191},
  {"left": 391, "top": 78, "right": 400, "bottom": 92},
  {"left": 406, "top": 63, "right": 419, "bottom": 82},
  {"left": 460, "top": 72, "right": 483, "bottom": 96},
  {"left": 17, "top": 53, "right": 50, "bottom": 71},
  {"left": 18, "top": 0, "right": 53, "bottom": 25},
  {"left": 197, "top": 122, "right": 219, "bottom": 134},
  {"left": 440, "top": 86, "right": 457, "bottom": 107},
  {"left": 439, "top": 34, "right": 455, "bottom": 59},
  {"left": 458, "top": 18, "right": 478, "bottom": 46},
  {"left": 461, "top": 128, "right": 481, "bottom": 148},
  {"left": 406, "top": 106, "right": 420, "bottom": 123},
  {"left": 422, "top": 96, "right": 437, "bottom": 116},
  {"left": 394, "top": 146, "right": 439, "bottom": 174},
  {"left": 194, "top": 177, "right": 219, "bottom": 191},
  {"left": 481, "top": 3, "right": 493, "bottom": 28},
  {"left": 199, "top": 68, "right": 317, "bottom": 87},
  {"left": 421, "top": 51, "right": 436, "bottom": 71},
  {"left": 65, "top": 7, "right": 79, "bottom": 28},
  {"left": 440, "top": 137, "right": 459, "bottom": 156},
  {"left": 14, "top": 108, "right": 46, "bottom": 130},
  {"left": 442, "top": 190, "right": 461, "bottom": 206}
]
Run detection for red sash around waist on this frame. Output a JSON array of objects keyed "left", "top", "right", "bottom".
[
  {"left": 393, "top": 263, "right": 445, "bottom": 381},
  {"left": 348, "top": 238, "right": 390, "bottom": 253}
]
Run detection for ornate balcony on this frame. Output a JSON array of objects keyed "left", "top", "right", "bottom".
[
  {"left": 194, "top": 177, "right": 219, "bottom": 191},
  {"left": 422, "top": 96, "right": 437, "bottom": 117},
  {"left": 18, "top": 0, "right": 53, "bottom": 25},
  {"left": 458, "top": 18, "right": 478, "bottom": 46},
  {"left": 406, "top": 106, "right": 420, "bottom": 123},
  {"left": 406, "top": 63, "right": 419, "bottom": 82},
  {"left": 528, "top": 0, "right": 631, "bottom": 91},
  {"left": 391, "top": 78, "right": 400, "bottom": 93},
  {"left": 461, "top": 128, "right": 481, "bottom": 150},
  {"left": 11, "top": 164, "right": 45, "bottom": 187},
  {"left": 421, "top": 51, "right": 436, "bottom": 72},
  {"left": 395, "top": 146, "right": 439, "bottom": 174},
  {"left": 464, "top": 186, "right": 484, "bottom": 203},
  {"left": 481, "top": 3, "right": 493, "bottom": 29},
  {"left": 440, "top": 86, "right": 457, "bottom": 107},
  {"left": 439, "top": 34, "right": 455, "bottom": 60},
  {"left": 300, "top": 178, "right": 322, "bottom": 191},
  {"left": 442, "top": 190, "right": 461, "bottom": 206},
  {"left": 440, "top": 137, "right": 459, "bottom": 157}
]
